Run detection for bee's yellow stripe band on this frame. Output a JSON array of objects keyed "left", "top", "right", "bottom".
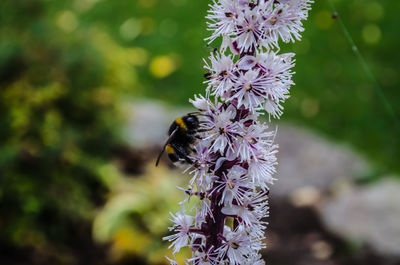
[
  {"left": 175, "top": 117, "right": 188, "bottom": 131},
  {"left": 165, "top": 144, "right": 175, "bottom": 154}
]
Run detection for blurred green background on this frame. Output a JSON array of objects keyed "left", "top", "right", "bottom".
[{"left": 0, "top": 0, "right": 399, "bottom": 264}]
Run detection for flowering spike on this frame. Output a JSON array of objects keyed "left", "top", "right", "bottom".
[{"left": 164, "top": 0, "right": 313, "bottom": 264}]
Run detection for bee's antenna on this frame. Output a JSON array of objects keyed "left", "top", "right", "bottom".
[
  {"left": 155, "top": 128, "right": 179, "bottom": 167},
  {"left": 155, "top": 149, "right": 165, "bottom": 167}
]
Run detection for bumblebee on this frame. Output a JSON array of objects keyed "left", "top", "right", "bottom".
[{"left": 156, "top": 113, "right": 205, "bottom": 166}]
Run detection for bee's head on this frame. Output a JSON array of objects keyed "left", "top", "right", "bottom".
[{"left": 183, "top": 114, "right": 199, "bottom": 130}]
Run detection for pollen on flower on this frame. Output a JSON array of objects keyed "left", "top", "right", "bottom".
[{"left": 164, "top": 0, "right": 313, "bottom": 264}]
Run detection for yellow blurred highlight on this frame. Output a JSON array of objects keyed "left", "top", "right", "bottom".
[
  {"left": 112, "top": 227, "right": 151, "bottom": 257},
  {"left": 57, "top": 11, "right": 78, "bottom": 32},
  {"left": 315, "top": 10, "right": 333, "bottom": 30},
  {"left": 149, "top": 55, "right": 177, "bottom": 78},
  {"left": 362, "top": 24, "right": 382, "bottom": 45},
  {"left": 147, "top": 247, "right": 191, "bottom": 265},
  {"left": 364, "top": 2, "right": 384, "bottom": 21}
]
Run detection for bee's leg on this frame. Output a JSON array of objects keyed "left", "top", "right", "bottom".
[
  {"left": 189, "top": 134, "right": 202, "bottom": 140},
  {"left": 184, "top": 138, "right": 197, "bottom": 154},
  {"left": 188, "top": 129, "right": 205, "bottom": 135},
  {"left": 196, "top": 128, "right": 212, "bottom": 133},
  {"left": 170, "top": 143, "right": 193, "bottom": 164},
  {"left": 183, "top": 156, "right": 193, "bottom": 164},
  {"left": 167, "top": 148, "right": 180, "bottom": 163},
  {"left": 179, "top": 147, "right": 194, "bottom": 164}
]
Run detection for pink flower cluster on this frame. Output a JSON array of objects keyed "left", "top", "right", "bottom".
[{"left": 164, "top": 1, "right": 313, "bottom": 264}]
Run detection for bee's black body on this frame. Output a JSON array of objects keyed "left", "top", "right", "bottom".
[{"left": 156, "top": 114, "right": 202, "bottom": 166}]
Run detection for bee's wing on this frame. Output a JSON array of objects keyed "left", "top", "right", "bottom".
[{"left": 155, "top": 127, "right": 178, "bottom": 167}]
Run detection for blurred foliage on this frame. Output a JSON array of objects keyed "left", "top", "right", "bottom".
[
  {"left": 0, "top": 0, "right": 140, "bottom": 263},
  {"left": 0, "top": 0, "right": 399, "bottom": 264},
  {"left": 286, "top": 0, "right": 400, "bottom": 177},
  {"left": 93, "top": 163, "right": 191, "bottom": 264}
]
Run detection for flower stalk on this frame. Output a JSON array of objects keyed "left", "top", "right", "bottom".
[{"left": 164, "top": 0, "right": 313, "bottom": 264}]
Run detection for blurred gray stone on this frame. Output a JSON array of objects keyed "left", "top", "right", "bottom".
[
  {"left": 318, "top": 179, "right": 400, "bottom": 257},
  {"left": 271, "top": 124, "right": 370, "bottom": 198},
  {"left": 123, "top": 100, "right": 190, "bottom": 149}
]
